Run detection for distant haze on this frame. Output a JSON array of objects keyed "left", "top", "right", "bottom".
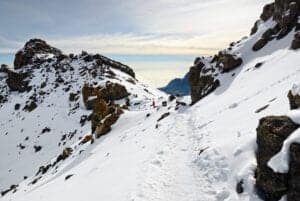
[{"left": 1, "top": 0, "right": 271, "bottom": 55}]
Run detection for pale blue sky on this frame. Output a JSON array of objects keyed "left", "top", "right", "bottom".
[{"left": 0, "top": 0, "right": 271, "bottom": 55}]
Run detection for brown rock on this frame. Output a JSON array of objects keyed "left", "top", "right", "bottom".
[
  {"left": 288, "top": 90, "right": 300, "bottom": 109},
  {"left": 256, "top": 116, "right": 299, "bottom": 200},
  {"left": 217, "top": 53, "right": 243, "bottom": 72},
  {"left": 14, "top": 39, "right": 62, "bottom": 69},
  {"left": 189, "top": 63, "right": 220, "bottom": 105}
]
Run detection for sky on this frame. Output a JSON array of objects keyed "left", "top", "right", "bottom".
[{"left": 0, "top": 0, "right": 271, "bottom": 55}]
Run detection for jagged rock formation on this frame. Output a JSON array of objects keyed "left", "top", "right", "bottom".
[
  {"left": 256, "top": 85, "right": 300, "bottom": 201},
  {"left": 256, "top": 116, "right": 298, "bottom": 200},
  {"left": 14, "top": 39, "right": 62, "bottom": 70},
  {"left": 252, "top": 0, "right": 300, "bottom": 50},
  {"left": 0, "top": 38, "right": 155, "bottom": 193},
  {"left": 188, "top": 57, "right": 220, "bottom": 104}
]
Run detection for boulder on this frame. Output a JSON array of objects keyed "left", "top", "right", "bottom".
[
  {"left": 6, "top": 70, "right": 30, "bottom": 92},
  {"left": 14, "top": 39, "right": 62, "bottom": 69},
  {"left": 256, "top": 116, "right": 299, "bottom": 200},
  {"left": 288, "top": 90, "right": 300, "bottom": 109},
  {"left": 291, "top": 32, "right": 300, "bottom": 50},
  {"left": 217, "top": 53, "right": 243, "bottom": 72},
  {"left": 288, "top": 143, "right": 300, "bottom": 200},
  {"left": 82, "top": 82, "right": 129, "bottom": 110}
]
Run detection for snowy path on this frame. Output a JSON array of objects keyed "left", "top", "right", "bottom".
[{"left": 131, "top": 110, "right": 231, "bottom": 201}]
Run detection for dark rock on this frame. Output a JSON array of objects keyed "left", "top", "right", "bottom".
[
  {"left": 236, "top": 180, "right": 244, "bottom": 194},
  {"left": 41, "top": 127, "right": 51, "bottom": 134},
  {"left": 168, "top": 95, "right": 176, "bottom": 102},
  {"left": 260, "top": 3, "right": 275, "bottom": 21},
  {"left": 251, "top": 20, "right": 260, "bottom": 35},
  {"left": 157, "top": 112, "right": 170, "bottom": 122},
  {"left": 80, "top": 115, "right": 88, "bottom": 126},
  {"left": 14, "top": 39, "right": 62, "bottom": 69},
  {"left": 6, "top": 70, "right": 30, "bottom": 92},
  {"left": 217, "top": 53, "right": 243, "bottom": 72},
  {"left": 65, "top": 174, "right": 74, "bottom": 180},
  {"left": 14, "top": 104, "right": 21, "bottom": 110},
  {"left": 162, "top": 101, "right": 167, "bottom": 107},
  {"left": 253, "top": 38, "right": 269, "bottom": 51},
  {"left": 291, "top": 32, "right": 300, "bottom": 50},
  {"left": 288, "top": 90, "right": 300, "bottom": 110},
  {"left": 23, "top": 101, "right": 37, "bottom": 112},
  {"left": 189, "top": 63, "right": 220, "bottom": 104},
  {"left": 69, "top": 92, "right": 79, "bottom": 102},
  {"left": 288, "top": 143, "right": 300, "bottom": 201},
  {"left": 255, "top": 62, "right": 264, "bottom": 68},
  {"left": 256, "top": 116, "right": 299, "bottom": 200},
  {"left": 33, "top": 145, "right": 42, "bottom": 152}
]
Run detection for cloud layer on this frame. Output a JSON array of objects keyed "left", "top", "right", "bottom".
[{"left": 0, "top": 0, "right": 271, "bottom": 55}]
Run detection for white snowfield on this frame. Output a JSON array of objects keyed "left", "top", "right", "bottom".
[{"left": 2, "top": 19, "right": 300, "bottom": 201}]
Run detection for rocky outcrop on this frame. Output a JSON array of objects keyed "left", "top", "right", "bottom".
[
  {"left": 288, "top": 90, "right": 300, "bottom": 109},
  {"left": 256, "top": 116, "right": 299, "bottom": 200},
  {"left": 216, "top": 52, "right": 243, "bottom": 72},
  {"left": 288, "top": 143, "right": 300, "bottom": 200},
  {"left": 253, "top": 0, "right": 300, "bottom": 51},
  {"left": 94, "top": 103, "right": 123, "bottom": 138},
  {"left": 6, "top": 70, "right": 31, "bottom": 92},
  {"left": 14, "top": 39, "right": 62, "bottom": 69},
  {"left": 82, "top": 82, "right": 129, "bottom": 110},
  {"left": 188, "top": 61, "right": 220, "bottom": 104}
]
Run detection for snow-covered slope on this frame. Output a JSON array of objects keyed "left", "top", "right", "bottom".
[{"left": 2, "top": 1, "right": 300, "bottom": 201}]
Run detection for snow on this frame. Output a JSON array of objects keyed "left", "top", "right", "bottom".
[{"left": 2, "top": 9, "right": 300, "bottom": 201}]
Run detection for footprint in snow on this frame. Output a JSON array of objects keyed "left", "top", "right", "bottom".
[{"left": 151, "top": 160, "right": 162, "bottom": 167}]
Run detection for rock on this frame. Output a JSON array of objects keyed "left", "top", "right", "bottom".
[
  {"left": 41, "top": 127, "right": 51, "bottom": 134},
  {"left": 217, "top": 53, "right": 243, "bottom": 72},
  {"left": 95, "top": 105, "right": 123, "bottom": 138},
  {"left": 260, "top": 3, "right": 275, "bottom": 21},
  {"left": 162, "top": 101, "right": 167, "bottom": 107},
  {"left": 288, "top": 90, "right": 300, "bottom": 109},
  {"left": 14, "top": 104, "right": 21, "bottom": 110},
  {"left": 14, "top": 39, "right": 62, "bottom": 69},
  {"left": 253, "top": 38, "right": 269, "bottom": 51},
  {"left": 91, "top": 99, "right": 109, "bottom": 133},
  {"left": 250, "top": 20, "right": 260, "bottom": 35},
  {"left": 82, "top": 82, "right": 129, "bottom": 110},
  {"left": 291, "top": 32, "right": 300, "bottom": 50},
  {"left": 33, "top": 145, "right": 42, "bottom": 152},
  {"left": 189, "top": 63, "right": 220, "bottom": 104},
  {"left": 23, "top": 101, "right": 37, "bottom": 112},
  {"left": 6, "top": 70, "right": 30, "bottom": 92},
  {"left": 157, "top": 112, "right": 170, "bottom": 122},
  {"left": 288, "top": 143, "right": 300, "bottom": 201},
  {"left": 236, "top": 180, "right": 244, "bottom": 194},
  {"left": 80, "top": 135, "right": 94, "bottom": 144},
  {"left": 69, "top": 92, "right": 79, "bottom": 102},
  {"left": 256, "top": 116, "right": 299, "bottom": 200}
]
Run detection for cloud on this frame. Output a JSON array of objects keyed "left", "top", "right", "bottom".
[{"left": 0, "top": 0, "right": 272, "bottom": 55}]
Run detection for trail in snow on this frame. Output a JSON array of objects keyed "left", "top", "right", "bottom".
[{"left": 131, "top": 109, "right": 231, "bottom": 201}]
